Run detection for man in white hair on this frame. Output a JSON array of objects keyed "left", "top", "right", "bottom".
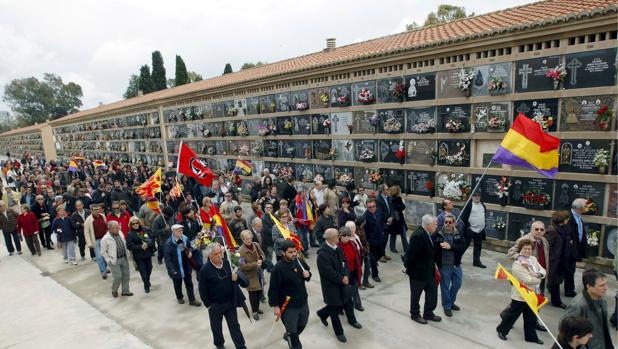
[
  {"left": 565, "top": 198, "right": 589, "bottom": 297},
  {"left": 100, "top": 221, "right": 132, "bottom": 298},
  {"left": 404, "top": 214, "right": 440, "bottom": 325}
]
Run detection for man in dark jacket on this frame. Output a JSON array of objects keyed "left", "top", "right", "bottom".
[
  {"left": 152, "top": 206, "right": 175, "bottom": 264},
  {"left": 315, "top": 228, "right": 361, "bottom": 343},
  {"left": 0, "top": 201, "right": 21, "bottom": 255},
  {"left": 261, "top": 203, "right": 275, "bottom": 272},
  {"left": 71, "top": 200, "right": 93, "bottom": 261},
  {"left": 404, "top": 214, "right": 441, "bottom": 325},
  {"left": 164, "top": 224, "right": 201, "bottom": 306},
  {"left": 126, "top": 218, "right": 156, "bottom": 293},
  {"left": 363, "top": 199, "right": 383, "bottom": 283},
  {"left": 565, "top": 198, "right": 588, "bottom": 297},
  {"left": 198, "top": 243, "right": 247, "bottom": 349},
  {"left": 434, "top": 214, "right": 466, "bottom": 317},
  {"left": 268, "top": 240, "right": 312, "bottom": 349},
  {"left": 375, "top": 185, "right": 393, "bottom": 262},
  {"left": 51, "top": 206, "right": 77, "bottom": 264},
  {"left": 460, "top": 192, "right": 487, "bottom": 268}
]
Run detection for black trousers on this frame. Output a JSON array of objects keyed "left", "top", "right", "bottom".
[
  {"left": 549, "top": 283, "right": 563, "bottom": 305},
  {"left": 208, "top": 301, "right": 245, "bottom": 348},
  {"left": 282, "top": 303, "right": 310, "bottom": 349},
  {"left": 368, "top": 243, "right": 382, "bottom": 277},
  {"left": 248, "top": 290, "right": 261, "bottom": 313},
  {"left": 2, "top": 231, "right": 21, "bottom": 253},
  {"left": 564, "top": 260, "right": 576, "bottom": 294},
  {"left": 39, "top": 226, "right": 50, "bottom": 247},
  {"left": 473, "top": 233, "right": 483, "bottom": 264},
  {"left": 24, "top": 234, "right": 41, "bottom": 255},
  {"left": 172, "top": 274, "right": 195, "bottom": 302},
  {"left": 409, "top": 277, "right": 437, "bottom": 318},
  {"left": 75, "top": 229, "right": 87, "bottom": 257},
  {"left": 317, "top": 300, "right": 356, "bottom": 336},
  {"left": 135, "top": 258, "right": 153, "bottom": 289},
  {"left": 496, "top": 300, "right": 539, "bottom": 341}
]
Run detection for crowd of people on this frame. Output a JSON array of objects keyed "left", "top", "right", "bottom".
[{"left": 0, "top": 155, "right": 616, "bottom": 349}]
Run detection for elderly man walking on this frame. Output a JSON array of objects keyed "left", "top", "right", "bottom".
[
  {"left": 100, "top": 221, "right": 133, "bottom": 298},
  {"left": 164, "top": 224, "right": 201, "bottom": 306},
  {"left": 565, "top": 198, "right": 589, "bottom": 297}
]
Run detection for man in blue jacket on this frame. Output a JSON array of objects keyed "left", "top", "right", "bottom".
[
  {"left": 363, "top": 199, "right": 384, "bottom": 283},
  {"left": 51, "top": 206, "right": 77, "bottom": 265},
  {"left": 163, "top": 224, "right": 201, "bottom": 306}
]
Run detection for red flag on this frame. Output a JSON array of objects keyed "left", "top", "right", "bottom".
[{"left": 177, "top": 142, "right": 215, "bottom": 187}]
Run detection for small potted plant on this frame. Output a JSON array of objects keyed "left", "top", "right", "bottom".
[
  {"left": 593, "top": 149, "right": 609, "bottom": 174},
  {"left": 545, "top": 64, "right": 567, "bottom": 90}
]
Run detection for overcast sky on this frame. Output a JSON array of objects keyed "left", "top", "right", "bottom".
[{"left": 0, "top": 0, "right": 535, "bottom": 113}]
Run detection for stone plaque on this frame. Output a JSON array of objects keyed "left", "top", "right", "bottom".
[
  {"left": 564, "top": 48, "right": 618, "bottom": 89},
  {"left": 559, "top": 139, "right": 611, "bottom": 174},
  {"left": 310, "top": 114, "right": 331, "bottom": 135},
  {"left": 604, "top": 226, "right": 617, "bottom": 258},
  {"left": 295, "top": 163, "right": 314, "bottom": 183},
  {"left": 210, "top": 122, "right": 224, "bottom": 137},
  {"left": 352, "top": 111, "right": 377, "bottom": 134},
  {"left": 404, "top": 72, "right": 436, "bottom": 101},
  {"left": 472, "top": 174, "right": 508, "bottom": 205},
  {"left": 276, "top": 92, "right": 290, "bottom": 112},
  {"left": 223, "top": 100, "right": 235, "bottom": 117},
  {"left": 260, "top": 95, "right": 276, "bottom": 114},
  {"left": 380, "top": 139, "right": 403, "bottom": 163},
  {"left": 264, "top": 140, "right": 279, "bottom": 158},
  {"left": 515, "top": 56, "right": 561, "bottom": 92},
  {"left": 245, "top": 119, "right": 261, "bottom": 136},
  {"left": 513, "top": 99, "right": 559, "bottom": 132},
  {"left": 436, "top": 140, "right": 470, "bottom": 167},
  {"left": 351, "top": 81, "right": 377, "bottom": 106},
  {"left": 253, "top": 161, "right": 265, "bottom": 178},
  {"left": 407, "top": 170, "right": 436, "bottom": 196},
  {"left": 472, "top": 103, "right": 510, "bottom": 133},
  {"left": 279, "top": 140, "right": 296, "bottom": 159},
  {"left": 404, "top": 200, "right": 435, "bottom": 228},
  {"left": 554, "top": 181, "right": 605, "bottom": 216},
  {"left": 333, "top": 140, "right": 355, "bottom": 162},
  {"left": 438, "top": 104, "right": 471, "bottom": 133},
  {"left": 313, "top": 139, "right": 332, "bottom": 160},
  {"left": 376, "top": 77, "right": 405, "bottom": 104},
  {"left": 485, "top": 210, "right": 508, "bottom": 240},
  {"left": 290, "top": 90, "right": 310, "bottom": 111},
  {"left": 314, "top": 164, "right": 334, "bottom": 181},
  {"left": 233, "top": 99, "right": 247, "bottom": 116},
  {"left": 382, "top": 169, "right": 406, "bottom": 189},
  {"left": 256, "top": 118, "right": 276, "bottom": 136},
  {"left": 560, "top": 95, "right": 615, "bottom": 132},
  {"left": 293, "top": 140, "right": 312, "bottom": 160},
  {"left": 329, "top": 84, "right": 351, "bottom": 107},
  {"left": 436, "top": 69, "right": 466, "bottom": 99},
  {"left": 308, "top": 87, "right": 330, "bottom": 109},
  {"left": 406, "top": 140, "right": 436, "bottom": 166},
  {"left": 354, "top": 167, "right": 378, "bottom": 190},
  {"left": 510, "top": 176, "right": 554, "bottom": 210},
  {"left": 378, "top": 109, "right": 405, "bottom": 134},
  {"left": 507, "top": 213, "right": 551, "bottom": 242},
  {"left": 213, "top": 102, "right": 225, "bottom": 118},
  {"left": 292, "top": 115, "right": 312, "bottom": 135},
  {"left": 334, "top": 166, "right": 355, "bottom": 186},
  {"left": 609, "top": 183, "right": 618, "bottom": 218},
  {"left": 330, "top": 112, "right": 354, "bottom": 135},
  {"left": 276, "top": 116, "right": 294, "bottom": 136},
  {"left": 247, "top": 97, "right": 261, "bottom": 115},
  {"left": 201, "top": 103, "right": 213, "bottom": 119},
  {"left": 354, "top": 140, "right": 378, "bottom": 163},
  {"left": 472, "top": 62, "right": 512, "bottom": 96},
  {"left": 406, "top": 107, "right": 436, "bottom": 134}
]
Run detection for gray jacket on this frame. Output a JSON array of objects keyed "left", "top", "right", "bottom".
[
  {"left": 562, "top": 291, "right": 614, "bottom": 349},
  {"left": 272, "top": 222, "right": 296, "bottom": 257}
]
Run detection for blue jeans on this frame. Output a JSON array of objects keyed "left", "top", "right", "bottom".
[
  {"left": 439, "top": 265, "right": 463, "bottom": 311},
  {"left": 95, "top": 239, "right": 108, "bottom": 273},
  {"left": 296, "top": 226, "right": 310, "bottom": 252}
]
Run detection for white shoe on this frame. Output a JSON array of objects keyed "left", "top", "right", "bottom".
[{"left": 71, "top": 261, "right": 78, "bottom": 265}]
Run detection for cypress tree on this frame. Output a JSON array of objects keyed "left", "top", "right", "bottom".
[
  {"left": 138, "top": 65, "right": 156, "bottom": 94},
  {"left": 175, "top": 55, "right": 189, "bottom": 86},
  {"left": 223, "top": 63, "right": 233, "bottom": 75},
  {"left": 151, "top": 51, "right": 167, "bottom": 91}
]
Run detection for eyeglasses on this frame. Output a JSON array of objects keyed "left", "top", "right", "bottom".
[
  {"left": 534, "top": 228, "right": 545, "bottom": 231},
  {"left": 340, "top": 234, "right": 351, "bottom": 237},
  {"left": 131, "top": 222, "right": 140, "bottom": 225}
]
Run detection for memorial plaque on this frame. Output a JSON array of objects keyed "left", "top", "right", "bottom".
[
  {"left": 290, "top": 90, "right": 310, "bottom": 112},
  {"left": 213, "top": 102, "right": 225, "bottom": 118},
  {"left": 406, "top": 140, "right": 436, "bottom": 166},
  {"left": 510, "top": 176, "right": 554, "bottom": 210},
  {"left": 554, "top": 181, "right": 605, "bottom": 216},
  {"left": 485, "top": 210, "right": 508, "bottom": 240},
  {"left": 292, "top": 115, "right": 312, "bottom": 135},
  {"left": 279, "top": 140, "right": 296, "bottom": 159},
  {"left": 276, "top": 116, "right": 294, "bottom": 135},
  {"left": 225, "top": 121, "right": 238, "bottom": 137},
  {"left": 513, "top": 99, "right": 559, "bottom": 132},
  {"left": 584, "top": 223, "right": 602, "bottom": 257},
  {"left": 507, "top": 213, "right": 551, "bottom": 242},
  {"left": 329, "top": 84, "right": 351, "bottom": 107},
  {"left": 334, "top": 166, "right": 355, "bottom": 186},
  {"left": 233, "top": 99, "right": 247, "bottom": 117},
  {"left": 406, "top": 107, "right": 436, "bottom": 134},
  {"left": 472, "top": 174, "right": 508, "bottom": 205},
  {"left": 202, "top": 141, "right": 216, "bottom": 156},
  {"left": 217, "top": 159, "right": 229, "bottom": 172},
  {"left": 236, "top": 140, "right": 251, "bottom": 157},
  {"left": 604, "top": 226, "right": 617, "bottom": 258},
  {"left": 256, "top": 118, "right": 276, "bottom": 136},
  {"left": 247, "top": 96, "right": 261, "bottom": 115},
  {"left": 314, "top": 164, "right": 334, "bottom": 181},
  {"left": 215, "top": 141, "right": 226, "bottom": 155},
  {"left": 264, "top": 140, "right": 279, "bottom": 158},
  {"left": 313, "top": 139, "right": 332, "bottom": 160},
  {"left": 609, "top": 184, "right": 618, "bottom": 218},
  {"left": 515, "top": 56, "right": 561, "bottom": 92},
  {"left": 293, "top": 140, "right": 313, "bottom": 160},
  {"left": 353, "top": 111, "right": 377, "bottom": 134},
  {"left": 436, "top": 140, "right": 470, "bottom": 167},
  {"left": 295, "top": 163, "right": 315, "bottom": 183},
  {"left": 404, "top": 200, "right": 435, "bottom": 227},
  {"left": 330, "top": 112, "right": 354, "bottom": 135},
  {"left": 354, "top": 167, "right": 378, "bottom": 190},
  {"left": 333, "top": 140, "right": 355, "bottom": 162},
  {"left": 236, "top": 120, "right": 250, "bottom": 137},
  {"left": 354, "top": 140, "right": 378, "bottom": 163},
  {"left": 382, "top": 169, "right": 406, "bottom": 189},
  {"left": 253, "top": 161, "right": 266, "bottom": 179},
  {"left": 351, "top": 81, "right": 377, "bottom": 106},
  {"left": 438, "top": 104, "right": 471, "bottom": 133},
  {"left": 474, "top": 62, "right": 512, "bottom": 96},
  {"left": 613, "top": 141, "right": 618, "bottom": 175},
  {"left": 376, "top": 77, "right": 405, "bottom": 104},
  {"left": 404, "top": 72, "right": 436, "bottom": 101},
  {"left": 260, "top": 95, "right": 277, "bottom": 114},
  {"left": 308, "top": 87, "right": 330, "bottom": 109},
  {"left": 436, "top": 69, "right": 467, "bottom": 99},
  {"left": 310, "top": 114, "right": 331, "bottom": 135},
  {"left": 245, "top": 119, "right": 261, "bottom": 136},
  {"left": 223, "top": 100, "right": 236, "bottom": 117},
  {"left": 210, "top": 122, "right": 224, "bottom": 137},
  {"left": 472, "top": 103, "right": 510, "bottom": 133},
  {"left": 560, "top": 95, "right": 615, "bottom": 132},
  {"left": 378, "top": 109, "right": 405, "bottom": 134},
  {"left": 407, "top": 170, "right": 436, "bottom": 196},
  {"left": 201, "top": 103, "right": 213, "bottom": 119},
  {"left": 379, "top": 139, "right": 403, "bottom": 163},
  {"left": 559, "top": 139, "right": 611, "bottom": 174},
  {"left": 275, "top": 92, "right": 290, "bottom": 112},
  {"left": 564, "top": 48, "right": 618, "bottom": 89}
]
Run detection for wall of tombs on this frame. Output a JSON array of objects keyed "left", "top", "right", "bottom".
[{"left": 5, "top": 23, "right": 618, "bottom": 264}]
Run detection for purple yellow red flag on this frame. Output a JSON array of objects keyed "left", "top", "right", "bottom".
[
  {"left": 210, "top": 205, "right": 237, "bottom": 251},
  {"left": 234, "top": 158, "right": 252, "bottom": 175},
  {"left": 135, "top": 168, "right": 162, "bottom": 199},
  {"left": 495, "top": 263, "right": 548, "bottom": 315},
  {"left": 269, "top": 213, "right": 304, "bottom": 252},
  {"left": 68, "top": 160, "right": 78, "bottom": 172}
]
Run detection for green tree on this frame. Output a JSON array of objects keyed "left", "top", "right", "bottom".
[
  {"left": 123, "top": 74, "right": 140, "bottom": 99},
  {"left": 2, "top": 73, "right": 82, "bottom": 125},
  {"left": 175, "top": 55, "right": 189, "bottom": 86},
  {"left": 223, "top": 63, "right": 233, "bottom": 75},
  {"left": 406, "top": 4, "right": 473, "bottom": 30},
  {"left": 151, "top": 51, "right": 167, "bottom": 91},
  {"left": 138, "top": 65, "right": 156, "bottom": 94},
  {"left": 406, "top": 22, "right": 420, "bottom": 31},
  {"left": 240, "top": 61, "right": 267, "bottom": 70},
  {"left": 188, "top": 71, "right": 203, "bottom": 82}
]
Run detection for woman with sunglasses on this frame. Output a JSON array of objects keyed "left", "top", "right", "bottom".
[{"left": 126, "top": 217, "right": 156, "bottom": 293}]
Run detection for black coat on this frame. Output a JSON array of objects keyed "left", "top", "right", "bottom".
[
  {"left": 566, "top": 211, "right": 588, "bottom": 261},
  {"left": 404, "top": 226, "right": 436, "bottom": 281},
  {"left": 376, "top": 194, "right": 393, "bottom": 224},
  {"left": 390, "top": 195, "right": 407, "bottom": 235},
  {"left": 363, "top": 210, "right": 384, "bottom": 246},
  {"left": 126, "top": 228, "right": 156, "bottom": 260},
  {"left": 316, "top": 243, "right": 349, "bottom": 306},
  {"left": 268, "top": 257, "right": 311, "bottom": 309},
  {"left": 198, "top": 259, "right": 248, "bottom": 308},
  {"left": 433, "top": 229, "right": 466, "bottom": 268},
  {"left": 152, "top": 214, "right": 175, "bottom": 245},
  {"left": 70, "top": 210, "right": 90, "bottom": 236},
  {"left": 546, "top": 224, "right": 569, "bottom": 286},
  {"left": 312, "top": 214, "right": 335, "bottom": 244},
  {"left": 181, "top": 218, "right": 201, "bottom": 241},
  {"left": 163, "top": 236, "right": 195, "bottom": 279}
]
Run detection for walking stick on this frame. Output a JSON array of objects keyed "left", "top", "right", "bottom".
[{"left": 260, "top": 296, "right": 291, "bottom": 349}]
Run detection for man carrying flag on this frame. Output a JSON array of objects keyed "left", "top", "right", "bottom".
[
  {"left": 177, "top": 142, "right": 215, "bottom": 187},
  {"left": 135, "top": 168, "right": 162, "bottom": 199},
  {"left": 270, "top": 211, "right": 304, "bottom": 260}
]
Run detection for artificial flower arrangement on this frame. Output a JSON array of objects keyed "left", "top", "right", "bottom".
[
  {"left": 545, "top": 64, "right": 566, "bottom": 88},
  {"left": 230, "top": 143, "right": 238, "bottom": 154},
  {"left": 227, "top": 107, "right": 239, "bottom": 117},
  {"left": 595, "top": 105, "right": 613, "bottom": 130},
  {"left": 488, "top": 76, "right": 507, "bottom": 92},
  {"left": 326, "top": 147, "right": 337, "bottom": 160},
  {"left": 283, "top": 120, "right": 294, "bottom": 134},
  {"left": 337, "top": 173, "right": 354, "bottom": 186},
  {"left": 239, "top": 144, "right": 250, "bottom": 156},
  {"left": 303, "top": 147, "right": 312, "bottom": 159},
  {"left": 301, "top": 169, "right": 314, "bottom": 183},
  {"left": 487, "top": 116, "right": 506, "bottom": 129},
  {"left": 425, "top": 180, "right": 434, "bottom": 197},
  {"left": 438, "top": 174, "right": 471, "bottom": 201},
  {"left": 395, "top": 140, "right": 406, "bottom": 164},
  {"left": 203, "top": 128, "right": 211, "bottom": 137},
  {"left": 458, "top": 67, "right": 475, "bottom": 93},
  {"left": 323, "top": 119, "right": 332, "bottom": 132},
  {"left": 277, "top": 166, "right": 294, "bottom": 180},
  {"left": 259, "top": 125, "right": 271, "bottom": 136},
  {"left": 251, "top": 142, "right": 264, "bottom": 156},
  {"left": 357, "top": 88, "right": 375, "bottom": 104},
  {"left": 492, "top": 217, "right": 506, "bottom": 231},
  {"left": 587, "top": 230, "right": 599, "bottom": 247},
  {"left": 236, "top": 122, "right": 249, "bottom": 136},
  {"left": 269, "top": 101, "right": 277, "bottom": 113},
  {"left": 383, "top": 117, "right": 402, "bottom": 133},
  {"left": 584, "top": 199, "right": 598, "bottom": 215},
  {"left": 359, "top": 148, "right": 375, "bottom": 161},
  {"left": 319, "top": 92, "right": 330, "bottom": 107},
  {"left": 495, "top": 176, "right": 511, "bottom": 199},
  {"left": 336, "top": 95, "right": 349, "bottom": 105},
  {"left": 521, "top": 189, "right": 551, "bottom": 208},
  {"left": 445, "top": 117, "right": 465, "bottom": 133},
  {"left": 410, "top": 119, "right": 436, "bottom": 134},
  {"left": 392, "top": 82, "right": 405, "bottom": 100},
  {"left": 230, "top": 252, "right": 244, "bottom": 269},
  {"left": 445, "top": 145, "right": 468, "bottom": 166},
  {"left": 369, "top": 170, "right": 383, "bottom": 184},
  {"left": 593, "top": 149, "right": 609, "bottom": 172},
  {"left": 285, "top": 145, "right": 296, "bottom": 158},
  {"left": 296, "top": 102, "right": 309, "bottom": 111},
  {"left": 531, "top": 111, "right": 554, "bottom": 131}
]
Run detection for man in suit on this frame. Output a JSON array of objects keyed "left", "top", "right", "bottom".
[
  {"left": 404, "top": 214, "right": 441, "bottom": 325},
  {"left": 70, "top": 200, "right": 93, "bottom": 261},
  {"left": 565, "top": 198, "right": 588, "bottom": 297},
  {"left": 375, "top": 184, "right": 393, "bottom": 262},
  {"left": 363, "top": 199, "right": 384, "bottom": 283}
]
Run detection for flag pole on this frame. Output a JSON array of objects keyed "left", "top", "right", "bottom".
[
  {"left": 451, "top": 158, "right": 494, "bottom": 233},
  {"left": 535, "top": 313, "right": 562, "bottom": 349}
]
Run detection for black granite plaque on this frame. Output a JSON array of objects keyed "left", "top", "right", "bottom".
[
  {"left": 472, "top": 175, "right": 509, "bottom": 205},
  {"left": 406, "top": 107, "right": 436, "bottom": 134},
  {"left": 295, "top": 163, "right": 314, "bottom": 183},
  {"left": 560, "top": 95, "right": 615, "bottom": 132},
  {"left": 247, "top": 97, "right": 261, "bottom": 115},
  {"left": 210, "top": 122, "right": 224, "bottom": 137},
  {"left": 485, "top": 210, "right": 508, "bottom": 240},
  {"left": 472, "top": 103, "right": 510, "bottom": 133},
  {"left": 213, "top": 102, "right": 225, "bottom": 118},
  {"left": 437, "top": 69, "right": 466, "bottom": 99},
  {"left": 329, "top": 84, "right": 351, "bottom": 107},
  {"left": 279, "top": 140, "right": 296, "bottom": 159},
  {"left": 351, "top": 81, "right": 377, "bottom": 106},
  {"left": 276, "top": 116, "right": 294, "bottom": 135},
  {"left": 510, "top": 177, "right": 554, "bottom": 210},
  {"left": 515, "top": 56, "right": 561, "bottom": 92},
  {"left": 354, "top": 167, "right": 377, "bottom": 190},
  {"left": 310, "top": 114, "right": 331, "bottom": 135},
  {"left": 245, "top": 119, "right": 261, "bottom": 136},
  {"left": 308, "top": 87, "right": 330, "bottom": 109},
  {"left": 264, "top": 140, "right": 280, "bottom": 158},
  {"left": 438, "top": 104, "right": 471, "bottom": 133},
  {"left": 554, "top": 181, "right": 605, "bottom": 216},
  {"left": 290, "top": 90, "right": 310, "bottom": 112},
  {"left": 382, "top": 169, "right": 406, "bottom": 189},
  {"left": 260, "top": 95, "right": 277, "bottom": 114},
  {"left": 376, "top": 77, "right": 405, "bottom": 103},
  {"left": 293, "top": 140, "right": 313, "bottom": 160},
  {"left": 404, "top": 72, "right": 436, "bottom": 101},
  {"left": 564, "top": 48, "right": 618, "bottom": 89},
  {"left": 314, "top": 164, "right": 333, "bottom": 181},
  {"left": 436, "top": 140, "right": 470, "bottom": 167},
  {"left": 276, "top": 92, "right": 290, "bottom": 112},
  {"left": 507, "top": 213, "right": 550, "bottom": 242},
  {"left": 479, "top": 62, "right": 512, "bottom": 96},
  {"left": 313, "top": 139, "right": 333, "bottom": 160},
  {"left": 380, "top": 139, "right": 403, "bottom": 163},
  {"left": 223, "top": 100, "right": 236, "bottom": 117},
  {"left": 407, "top": 170, "right": 436, "bottom": 196},
  {"left": 559, "top": 140, "right": 611, "bottom": 174},
  {"left": 353, "top": 111, "right": 378, "bottom": 134},
  {"left": 406, "top": 140, "right": 436, "bottom": 166},
  {"left": 513, "top": 99, "right": 559, "bottom": 132},
  {"left": 201, "top": 103, "right": 213, "bottom": 119},
  {"left": 379, "top": 109, "right": 405, "bottom": 134},
  {"left": 355, "top": 140, "right": 378, "bottom": 163},
  {"left": 291, "top": 115, "right": 311, "bottom": 135}
]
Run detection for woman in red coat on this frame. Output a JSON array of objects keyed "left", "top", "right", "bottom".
[{"left": 16, "top": 204, "right": 41, "bottom": 256}]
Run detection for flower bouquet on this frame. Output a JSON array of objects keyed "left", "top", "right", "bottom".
[
  {"left": 296, "top": 102, "right": 309, "bottom": 111},
  {"left": 301, "top": 169, "right": 314, "bottom": 183},
  {"left": 230, "top": 252, "right": 244, "bottom": 269},
  {"left": 438, "top": 174, "right": 471, "bottom": 201},
  {"left": 259, "top": 125, "right": 272, "bottom": 136},
  {"left": 383, "top": 117, "right": 402, "bottom": 133},
  {"left": 445, "top": 117, "right": 464, "bottom": 133},
  {"left": 203, "top": 128, "right": 211, "bottom": 138},
  {"left": 227, "top": 107, "right": 239, "bottom": 117},
  {"left": 410, "top": 119, "right": 436, "bottom": 134},
  {"left": 369, "top": 171, "right": 383, "bottom": 185},
  {"left": 207, "top": 147, "right": 216, "bottom": 156},
  {"left": 395, "top": 140, "right": 406, "bottom": 164},
  {"left": 531, "top": 111, "right": 554, "bottom": 131},
  {"left": 521, "top": 189, "right": 551, "bottom": 209},
  {"left": 595, "top": 105, "right": 613, "bottom": 130},
  {"left": 236, "top": 122, "right": 249, "bottom": 136},
  {"left": 359, "top": 148, "right": 375, "bottom": 162},
  {"left": 337, "top": 173, "right": 354, "bottom": 186},
  {"left": 445, "top": 146, "right": 467, "bottom": 166},
  {"left": 458, "top": 68, "right": 475, "bottom": 96},
  {"left": 587, "top": 230, "right": 599, "bottom": 247},
  {"left": 425, "top": 148, "right": 437, "bottom": 164},
  {"left": 251, "top": 142, "right": 264, "bottom": 156},
  {"left": 487, "top": 116, "right": 506, "bottom": 130},
  {"left": 392, "top": 82, "right": 405, "bottom": 101},
  {"left": 194, "top": 231, "right": 213, "bottom": 249},
  {"left": 492, "top": 217, "right": 506, "bottom": 232},
  {"left": 283, "top": 120, "right": 294, "bottom": 135},
  {"left": 584, "top": 199, "right": 598, "bottom": 215},
  {"left": 495, "top": 176, "right": 511, "bottom": 201},
  {"left": 336, "top": 95, "right": 349, "bottom": 105},
  {"left": 326, "top": 147, "right": 337, "bottom": 160},
  {"left": 593, "top": 149, "right": 609, "bottom": 173},
  {"left": 323, "top": 119, "right": 331, "bottom": 133},
  {"left": 277, "top": 166, "right": 294, "bottom": 180},
  {"left": 239, "top": 144, "right": 250, "bottom": 156},
  {"left": 285, "top": 146, "right": 296, "bottom": 158},
  {"left": 545, "top": 64, "right": 566, "bottom": 89},
  {"left": 426, "top": 180, "right": 435, "bottom": 197},
  {"left": 319, "top": 92, "right": 330, "bottom": 107},
  {"left": 488, "top": 76, "right": 507, "bottom": 93},
  {"left": 357, "top": 88, "right": 375, "bottom": 104}
]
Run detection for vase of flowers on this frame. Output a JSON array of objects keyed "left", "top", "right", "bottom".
[
  {"left": 410, "top": 119, "right": 436, "bottom": 134},
  {"left": 283, "top": 120, "right": 293, "bottom": 135},
  {"left": 495, "top": 176, "right": 511, "bottom": 206},
  {"left": 336, "top": 95, "right": 348, "bottom": 106},
  {"left": 531, "top": 112, "right": 554, "bottom": 131},
  {"left": 326, "top": 147, "right": 337, "bottom": 160},
  {"left": 492, "top": 217, "right": 506, "bottom": 232},
  {"left": 445, "top": 117, "right": 464, "bottom": 133},
  {"left": 595, "top": 105, "right": 613, "bottom": 130},
  {"left": 545, "top": 64, "right": 566, "bottom": 90},
  {"left": 438, "top": 174, "right": 471, "bottom": 201},
  {"left": 357, "top": 88, "right": 375, "bottom": 104},
  {"left": 593, "top": 149, "right": 609, "bottom": 173},
  {"left": 584, "top": 199, "right": 598, "bottom": 215},
  {"left": 458, "top": 68, "right": 475, "bottom": 97},
  {"left": 323, "top": 119, "right": 331, "bottom": 134},
  {"left": 383, "top": 117, "right": 402, "bottom": 133},
  {"left": 587, "top": 230, "right": 599, "bottom": 248},
  {"left": 301, "top": 169, "right": 314, "bottom": 183}
]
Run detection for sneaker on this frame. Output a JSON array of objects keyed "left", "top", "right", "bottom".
[
  {"left": 121, "top": 292, "right": 134, "bottom": 296},
  {"left": 71, "top": 261, "right": 78, "bottom": 265},
  {"left": 384, "top": 255, "right": 392, "bottom": 260}
]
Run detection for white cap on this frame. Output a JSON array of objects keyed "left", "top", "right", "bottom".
[{"left": 171, "top": 224, "right": 184, "bottom": 231}]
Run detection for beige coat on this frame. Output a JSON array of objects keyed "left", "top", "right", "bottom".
[
  {"left": 508, "top": 232, "right": 549, "bottom": 266},
  {"left": 100, "top": 232, "right": 127, "bottom": 266},
  {"left": 324, "top": 188, "right": 339, "bottom": 221},
  {"left": 510, "top": 256, "right": 545, "bottom": 302},
  {"left": 84, "top": 213, "right": 106, "bottom": 248},
  {"left": 238, "top": 242, "right": 266, "bottom": 291}
]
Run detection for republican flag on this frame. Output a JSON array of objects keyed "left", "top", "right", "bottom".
[
  {"left": 234, "top": 158, "right": 252, "bottom": 175},
  {"left": 269, "top": 213, "right": 304, "bottom": 252},
  {"left": 68, "top": 160, "right": 78, "bottom": 172},
  {"left": 135, "top": 168, "right": 162, "bottom": 199},
  {"left": 177, "top": 142, "right": 215, "bottom": 187},
  {"left": 93, "top": 160, "right": 107, "bottom": 169},
  {"left": 294, "top": 194, "right": 314, "bottom": 227},
  {"left": 492, "top": 113, "right": 559, "bottom": 178},
  {"left": 210, "top": 205, "right": 237, "bottom": 251},
  {"left": 495, "top": 263, "right": 548, "bottom": 315}
]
